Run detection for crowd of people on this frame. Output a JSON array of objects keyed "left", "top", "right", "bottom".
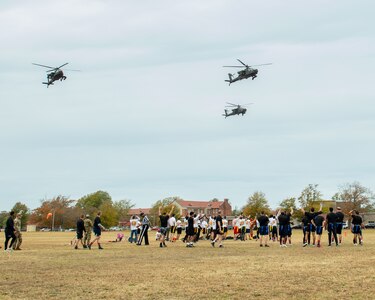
[{"left": 2, "top": 205, "right": 366, "bottom": 251}]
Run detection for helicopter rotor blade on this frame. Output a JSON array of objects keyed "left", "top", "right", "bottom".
[
  {"left": 223, "top": 65, "right": 245, "bottom": 68},
  {"left": 237, "top": 59, "right": 248, "bottom": 67},
  {"left": 225, "top": 102, "right": 238, "bottom": 106},
  {"left": 249, "top": 63, "right": 273, "bottom": 67},
  {"left": 32, "top": 63, "right": 55, "bottom": 69},
  {"left": 57, "top": 63, "right": 69, "bottom": 69}
]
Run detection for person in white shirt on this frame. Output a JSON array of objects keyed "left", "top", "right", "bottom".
[
  {"left": 238, "top": 216, "right": 246, "bottom": 241},
  {"left": 201, "top": 218, "right": 208, "bottom": 237},
  {"left": 232, "top": 216, "right": 239, "bottom": 239},
  {"left": 245, "top": 218, "right": 251, "bottom": 240},
  {"left": 129, "top": 215, "right": 140, "bottom": 243},
  {"left": 222, "top": 216, "right": 228, "bottom": 239},
  {"left": 167, "top": 214, "right": 177, "bottom": 242},
  {"left": 269, "top": 215, "right": 278, "bottom": 242},
  {"left": 175, "top": 219, "right": 183, "bottom": 241}
]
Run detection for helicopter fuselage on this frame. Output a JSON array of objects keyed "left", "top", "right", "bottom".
[
  {"left": 44, "top": 69, "right": 66, "bottom": 86},
  {"left": 226, "top": 68, "right": 258, "bottom": 84}
]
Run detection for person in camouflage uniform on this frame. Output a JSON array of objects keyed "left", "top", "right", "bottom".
[
  {"left": 13, "top": 213, "right": 22, "bottom": 250},
  {"left": 83, "top": 214, "right": 93, "bottom": 249}
]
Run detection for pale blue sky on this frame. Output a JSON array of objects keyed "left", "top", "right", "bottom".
[{"left": 1, "top": 0, "right": 374, "bottom": 211}]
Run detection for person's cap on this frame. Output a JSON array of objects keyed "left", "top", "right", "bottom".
[
  {"left": 337, "top": 207, "right": 341, "bottom": 210},
  {"left": 86, "top": 214, "right": 90, "bottom": 217}
]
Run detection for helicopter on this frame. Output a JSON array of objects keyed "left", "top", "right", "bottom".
[
  {"left": 32, "top": 62, "right": 79, "bottom": 87},
  {"left": 223, "top": 59, "right": 272, "bottom": 85},
  {"left": 223, "top": 102, "right": 253, "bottom": 118}
]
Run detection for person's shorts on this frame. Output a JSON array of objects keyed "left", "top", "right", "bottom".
[
  {"left": 93, "top": 228, "right": 101, "bottom": 237},
  {"left": 5, "top": 231, "right": 16, "bottom": 239},
  {"left": 336, "top": 223, "right": 343, "bottom": 234},
  {"left": 307, "top": 224, "right": 316, "bottom": 233},
  {"left": 224, "top": 227, "right": 228, "bottom": 233},
  {"left": 352, "top": 225, "right": 361, "bottom": 234},
  {"left": 216, "top": 229, "right": 223, "bottom": 235},
  {"left": 176, "top": 227, "right": 182, "bottom": 234},
  {"left": 234, "top": 226, "right": 239, "bottom": 234},
  {"left": 77, "top": 231, "right": 84, "bottom": 239},
  {"left": 159, "top": 227, "right": 167, "bottom": 236},
  {"left": 279, "top": 225, "right": 288, "bottom": 237},
  {"left": 187, "top": 228, "right": 195, "bottom": 236},
  {"left": 259, "top": 226, "right": 269, "bottom": 236},
  {"left": 316, "top": 226, "right": 323, "bottom": 235},
  {"left": 170, "top": 226, "right": 176, "bottom": 233}
]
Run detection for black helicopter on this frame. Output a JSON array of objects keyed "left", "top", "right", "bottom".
[
  {"left": 32, "top": 63, "right": 78, "bottom": 87},
  {"left": 223, "top": 102, "right": 253, "bottom": 118},
  {"left": 223, "top": 59, "right": 272, "bottom": 85}
]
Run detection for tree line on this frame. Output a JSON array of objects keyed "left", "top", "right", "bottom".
[{"left": 1, "top": 181, "right": 374, "bottom": 229}]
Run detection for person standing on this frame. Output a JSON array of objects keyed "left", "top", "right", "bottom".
[
  {"left": 277, "top": 211, "right": 290, "bottom": 247},
  {"left": 73, "top": 215, "right": 85, "bottom": 249},
  {"left": 326, "top": 207, "right": 338, "bottom": 247},
  {"left": 211, "top": 210, "right": 224, "bottom": 248},
  {"left": 335, "top": 207, "right": 345, "bottom": 244},
  {"left": 137, "top": 212, "right": 150, "bottom": 246},
  {"left": 175, "top": 218, "right": 183, "bottom": 241},
  {"left": 89, "top": 211, "right": 106, "bottom": 250},
  {"left": 222, "top": 216, "right": 228, "bottom": 240},
  {"left": 129, "top": 215, "right": 139, "bottom": 243},
  {"left": 311, "top": 214, "right": 325, "bottom": 248},
  {"left": 167, "top": 213, "right": 176, "bottom": 242},
  {"left": 13, "top": 213, "right": 22, "bottom": 250},
  {"left": 350, "top": 210, "right": 363, "bottom": 246},
  {"left": 159, "top": 205, "right": 174, "bottom": 248},
  {"left": 4, "top": 211, "right": 16, "bottom": 251},
  {"left": 83, "top": 214, "right": 93, "bottom": 248},
  {"left": 257, "top": 212, "right": 270, "bottom": 247},
  {"left": 286, "top": 208, "right": 294, "bottom": 245},
  {"left": 186, "top": 212, "right": 195, "bottom": 248}
]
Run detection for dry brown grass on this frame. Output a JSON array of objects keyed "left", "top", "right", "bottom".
[{"left": 1, "top": 230, "right": 375, "bottom": 299}]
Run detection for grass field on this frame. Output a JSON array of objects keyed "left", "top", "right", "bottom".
[{"left": 1, "top": 230, "right": 375, "bottom": 299}]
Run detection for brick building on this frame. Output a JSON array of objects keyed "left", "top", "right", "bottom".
[{"left": 173, "top": 198, "right": 232, "bottom": 217}]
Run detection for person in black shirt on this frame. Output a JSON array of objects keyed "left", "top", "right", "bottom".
[
  {"left": 326, "top": 207, "right": 338, "bottom": 246},
  {"left": 301, "top": 203, "right": 323, "bottom": 247},
  {"left": 285, "top": 208, "right": 294, "bottom": 245},
  {"left": 158, "top": 205, "right": 174, "bottom": 248},
  {"left": 73, "top": 214, "right": 86, "bottom": 249},
  {"left": 186, "top": 211, "right": 195, "bottom": 248},
  {"left": 257, "top": 212, "right": 270, "bottom": 247},
  {"left": 277, "top": 210, "right": 290, "bottom": 247},
  {"left": 211, "top": 210, "right": 224, "bottom": 248},
  {"left": 89, "top": 211, "right": 106, "bottom": 250},
  {"left": 335, "top": 207, "right": 345, "bottom": 244},
  {"left": 4, "top": 211, "right": 16, "bottom": 251},
  {"left": 350, "top": 210, "right": 363, "bottom": 246},
  {"left": 312, "top": 214, "right": 325, "bottom": 247},
  {"left": 301, "top": 216, "right": 310, "bottom": 245}
]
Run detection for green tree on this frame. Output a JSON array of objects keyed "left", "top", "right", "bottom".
[
  {"left": 99, "top": 201, "right": 118, "bottom": 227},
  {"left": 242, "top": 191, "right": 271, "bottom": 217},
  {"left": 11, "top": 202, "right": 30, "bottom": 230},
  {"left": 113, "top": 199, "right": 134, "bottom": 222},
  {"left": 298, "top": 184, "right": 322, "bottom": 209},
  {"left": 76, "top": 190, "right": 112, "bottom": 210},
  {"left": 0, "top": 211, "right": 8, "bottom": 229},
  {"left": 333, "top": 182, "right": 375, "bottom": 215}
]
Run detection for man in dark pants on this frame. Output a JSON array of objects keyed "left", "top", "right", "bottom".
[
  {"left": 186, "top": 212, "right": 195, "bottom": 248},
  {"left": 326, "top": 207, "right": 338, "bottom": 247},
  {"left": 335, "top": 207, "right": 345, "bottom": 244},
  {"left": 159, "top": 205, "right": 174, "bottom": 248},
  {"left": 137, "top": 212, "right": 150, "bottom": 246},
  {"left": 311, "top": 214, "right": 325, "bottom": 247},
  {"left": 4, "top": 211, "right": 16, "bottom": 251}
]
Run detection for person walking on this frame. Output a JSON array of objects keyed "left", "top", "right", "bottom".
[
  {"left": 326, "top": 207, "right": 338, "bottom": 247},
  {"left": 89, "top": 211, "right": 106, "bottom": 250},
  {"left": 73, "top": 214, "right": 85, "bottom": 249},
  {"left": 4, "top": 211, "right": 16, "bottom": 251},
  {"left": 129, "top": 215, "right": 139, "bottom": 243},
  {"left": 83, "top": 214, "right": 93, "bottom": 248},
  {"left": 13, "top": 213, "right": 22, "bottom": 250}
]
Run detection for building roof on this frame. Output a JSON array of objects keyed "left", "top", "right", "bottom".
[
  {"left": 128, "top": 208, "right": 151, "bottom": 215},
  {"left": 175, "top": 199, "right": 223, "bottom": 209}
]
